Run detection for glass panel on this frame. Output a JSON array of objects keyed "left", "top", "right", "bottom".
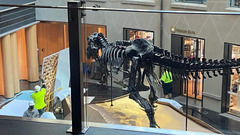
[
  {"left": 82, "top": 4, "right": 218, "bottom": 133},
  {"left": 196, "top": 39, "right": 204, "bottom": 100},
  {"left": 229, "top": 45, "right": 240, "bottom": 116},
  {"left": 82, "top": 24, "right": 107, "bottom": 129},
  {"left": 128, "top": 29, "right": 154, "bottom": 43},
  {"left": 183, "top": 37, "right": 196, "bottom": 98},
  {"left": 0, "top": 21, "right": 72, "bottom": 121},
  {"left": 3, "top": 0, "right": 240, "bottom": 134},
  {"left": 182, "top": 37, "right": 204, "bottom": 100},
  {"left": 230, "top": 0, "right": 240, "bottom": 7}
]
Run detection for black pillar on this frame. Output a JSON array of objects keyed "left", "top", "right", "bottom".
[{"left": 67, "top": 1, "right": 84, "bottom": 133}]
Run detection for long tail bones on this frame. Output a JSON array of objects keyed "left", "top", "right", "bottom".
[{"left": 86, "top": 32, "right": 240, "bottom": 128}]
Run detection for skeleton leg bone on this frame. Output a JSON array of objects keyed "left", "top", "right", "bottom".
[
  {"left": 145, "top": 69, "right": 159, "bottom": 106},
  {"left": 127, "top": 57, "right": 159, "bottom": 128},
  {"left": 129, "top": 92, "right": 159, "bottom": 128}
]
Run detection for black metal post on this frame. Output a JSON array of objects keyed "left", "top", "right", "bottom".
[
  {"left": 185, "top": 78, "right": 189, "bottom": 131},
  {"left": 110, "top": 66, "right": 113, "bottom": 106},
  {"left": 67, "top": 1, "right": 85, "bottom": 134},
  {"left": 201, "top": 74, "right": 204, "bottom": 108}
]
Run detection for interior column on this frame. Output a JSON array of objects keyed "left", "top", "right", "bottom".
[
  {"left": 0, "top": 39, "right": 5, "bottom": 95},
  {"left": 10, "top": 33, "right": 20, "bottom": 93},
  {"left": 1, "top": 35, "right": 14, "bottom": 98},
  {"left": 25, "top": 25, "right": 39, "bottom": 82}
]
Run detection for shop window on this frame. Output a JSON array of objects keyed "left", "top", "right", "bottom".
[
  {"left": 230, "top": 0, "right": 240, "bottom": 7},
  {"left": 126, "top": 29, "right": 154, "bottom": 43},
  {"left": 175, "top": 0, "right": 207, "bottom": 4},
  {"left": 228, "top": 45, "right": 240, "bottom": 115},
  {"left": 183, "top": 37, "right": 205, "bottom": 100},
  {"left": 171, "top": 0, "right": 207, "bottom": 10},
  {"left": 121, "top": 0, "right": 155, "bottom": 6}
]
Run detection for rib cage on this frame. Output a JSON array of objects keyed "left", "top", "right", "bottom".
[{"left": 100, "top": 43, "right": 127, "bottom": 73}]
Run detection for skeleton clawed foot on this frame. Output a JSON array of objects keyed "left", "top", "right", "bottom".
[
  {"left": 136, "top": 83, "right": 150, "bottom": 91},
  {"left": 150, "top": 123, "right": 160, "bottom": 128}
]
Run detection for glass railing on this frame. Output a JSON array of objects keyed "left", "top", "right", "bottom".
[{"left": 0, "top": 0, "right": 240, "bottom": 134}]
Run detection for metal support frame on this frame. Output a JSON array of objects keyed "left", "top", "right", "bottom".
[
  {"left": 67, "top": 1, "right": 86, "bottom": 134},
  {"left": 110, "top": 66, "right": 113, "bottom": 106},
  {"left": 185, "top": 78, "right": 188, "bottom": 131}
]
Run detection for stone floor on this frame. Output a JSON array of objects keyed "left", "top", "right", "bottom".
[
  {"left": 174, "top": 95, "right": 202, "bottom": 108},
  {"left": 0, "top": 79, "right": 42, "bottom": 105}
]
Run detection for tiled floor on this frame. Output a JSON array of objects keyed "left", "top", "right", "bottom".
[
  {"left": 181, "top": 104, "right": 240, "bottom": 134},
  {"left": 174, "top": 95, "right": 202, "bottom": 108},
  {"left": 86, "top": 83, "right": 129, "bottom": 104},
  {"left": 0, "top": 80, "right": 42, "bottom": 105}
]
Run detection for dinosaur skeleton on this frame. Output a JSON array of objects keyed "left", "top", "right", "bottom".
[{"left": 86, "top": 32, "right": 240, "bottom": 128}]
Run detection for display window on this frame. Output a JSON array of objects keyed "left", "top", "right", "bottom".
[
  {"left": 231, "top": 0, "right": 240, "bottom": 7},
  {"left": 129, "top": 29, "right": 153, "bottom": 43},
  {"left": 171, "top": 35, "right": 205, "bottom": 100},
  {"left": 183, "top": 37, "right": 204, "bottom": 100},
  {"left": 124, "top": 28, "right": 154, "bottom": 43},
  {"left": 228, "top": 45, "right": 240, "bottom": 115}
]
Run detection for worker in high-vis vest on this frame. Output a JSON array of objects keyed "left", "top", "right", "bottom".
[
  {"left": 31, "top": 78, "right": 46, "bottom": 116},
  {"left": 161, "top": 69, "right": 173, "bottom": 99}
]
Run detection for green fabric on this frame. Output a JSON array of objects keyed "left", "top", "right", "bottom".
[
  {"left": 161, "top": 70, "right": 173, "bottom": 83},
  {"left": 31, "top": 88, "right": 46, "bottom": 110}
]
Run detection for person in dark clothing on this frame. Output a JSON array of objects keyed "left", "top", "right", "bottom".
[{"left": 23, "top": 101, "right": 39, "bottom": 118}]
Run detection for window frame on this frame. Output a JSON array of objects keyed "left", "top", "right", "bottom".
[
  {"left": 230, "top": 0, "right": 240, "bottom": 7},
  {"left": 121, "top": 0, "right": 155, "bottom": 6},
  {"left": 226, "top": 0, "right": 240, "bottom": 12},
  {"left": 175, "top": 0, "right": 207, "bottom": 4},
  {"left": 171, "top": 0, "right": 207, "bottom": 11},
  {"left": 86, "top": 0, "right": 106, "bottom": 3}
]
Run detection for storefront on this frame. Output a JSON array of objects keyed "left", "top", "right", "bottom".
[
  {"left": 171, "top": 34, "right": 205, "bottom": 101},
  {"left": 222, "top": 43, "right": 240, "bottom": 116},
  {"left": 123, "top": 28, "right": 154, "bottom": 43}
]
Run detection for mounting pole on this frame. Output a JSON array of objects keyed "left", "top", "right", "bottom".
[
  {"left": 110, "top": 65, "right": 113, "bottom": 106},
  {"left": 67, "top": 1, "right": 87, "bottom": 134},
  {"left": 185, "top": 76, "right": 189, "bottom": 131}
]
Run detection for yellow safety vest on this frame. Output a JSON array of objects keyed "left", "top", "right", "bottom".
[
  {"left": 161, "top": 70, "right": 173, "bottom": 84},
  {"left": 31, "top": 88, "right": 46, "bottom": 110}
]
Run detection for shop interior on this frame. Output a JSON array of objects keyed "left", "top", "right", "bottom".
[
  {"left": 182, "top": 37, "right": 204, "bottom": 100},
  {"left": 229, "top": 45, "right": 240, "bottom": 116}
]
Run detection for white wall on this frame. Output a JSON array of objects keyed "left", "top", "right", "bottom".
[{"left": 36, "top": 0, "right": 68, "bottom": 22}]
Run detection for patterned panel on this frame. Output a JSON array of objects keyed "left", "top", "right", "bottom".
[{"left": 42, "top": 53, "right": 59, "bottom": 111}]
